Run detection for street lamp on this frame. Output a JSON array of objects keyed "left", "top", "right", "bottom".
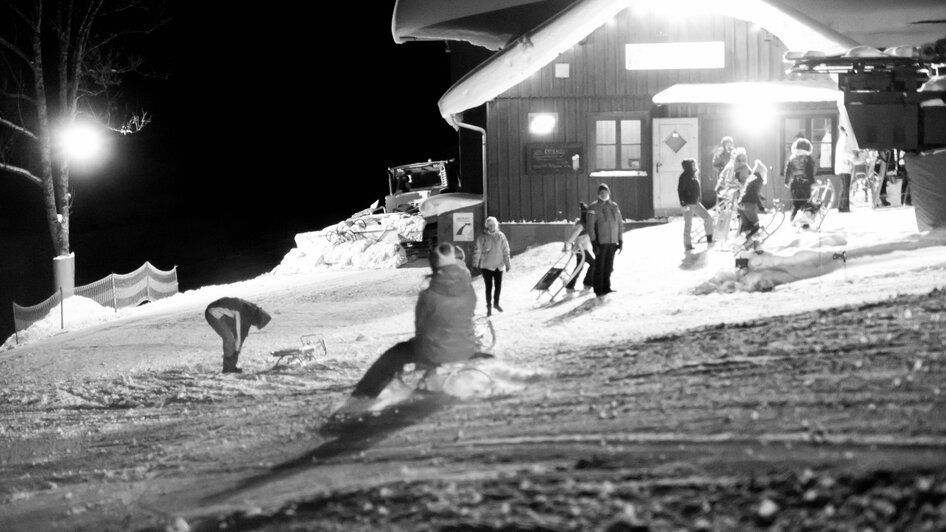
[
  {"left": 51, "top": 120, "right": 107, "bottom": 297},
  {"left": 59, "top": 121, "right": 105, "bottom": 162}
]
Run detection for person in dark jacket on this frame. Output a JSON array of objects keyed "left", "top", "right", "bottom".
[
  {"left": 204, "top": 297, "right": 272, "bottom": 374},
  {"left": 587, "top": 184, "right": 623, "bottom": 297},
  {"left": 347, "top": 242, "right": 481, "bottom": 400},
  {"left": 784, "top": 137, "right": 817, "bottom": 221},
  {"left": 677, "top": 158, "right": 714, "bottom": 252},
  {"left": 738, "top": 160, "right": 768, "bottom": 237}
]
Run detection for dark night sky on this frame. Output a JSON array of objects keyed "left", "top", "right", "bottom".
[{"left": 0, "top": 3, "right": 462, "bottom": 338}]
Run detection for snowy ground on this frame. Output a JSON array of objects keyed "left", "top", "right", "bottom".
[{"left": 1, "top": 206, "right": 945, "bottom": 530}]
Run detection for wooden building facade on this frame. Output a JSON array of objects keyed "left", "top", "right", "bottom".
[{"left": 476, "top": 7, "right": 841, "bottom": 222}]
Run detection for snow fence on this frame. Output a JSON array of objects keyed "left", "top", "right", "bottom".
[
  {"left": 11, "top": 262, "right": 178, "bottom": 336},
  {"left": 272, "top": 212, "right": 426, "bottom": 274}
]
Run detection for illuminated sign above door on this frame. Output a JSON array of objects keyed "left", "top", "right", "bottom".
[{"left": 625, "top": 41, "right": 725, "bottom": 70}]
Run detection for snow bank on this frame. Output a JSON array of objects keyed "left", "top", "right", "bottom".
[
  {"left": 691, "top": 209, "right": 946, "bottom": 295},
  {"left": 272, "top": 213, "right": 426, "bottom": 274},
  {"left": 2, "top": 296, "right": 119, "bottom": 351}
]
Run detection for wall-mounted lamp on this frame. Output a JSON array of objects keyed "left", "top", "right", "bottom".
[{"left": 528, "top": 112, "right": 558, "bottom": 135}]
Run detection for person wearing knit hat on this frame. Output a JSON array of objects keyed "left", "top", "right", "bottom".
[
  {"left": 587, "top": 183, "right": 623, "bottom": 296},
  {"left": 429, "top": 241, "right": 458, "bottom": 269},
  {"left": 342, "top": 241, "right": 482, "bottom": 403},
  {"left": 784, "top": 136, "right": 817, "bottom": 222},
  {"left": 473, "top": 217, "right": 512, "bottom": 316}
]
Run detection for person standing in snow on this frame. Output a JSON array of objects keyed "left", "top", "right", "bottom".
[
  {"left": 563, "top": 202, "right": 595, "bottom": 292},
  {"left": 737, "top": 160, "right": 768, "bottom": 238},
  {"left": 472, "top": 216, "right": 512, "bottom": 316},
  {"left": 834, "top": 125, "right": 856, "bottom": 213},
  {"left": 784, "top": 137, "right": 817, "bottom": 221},
  {"left": 714, "top": 147, "right": 750, "bottom": 247},
  {"left": 344, "top": 242, "right": 484, "bottom": 402},
  {"left": 677, "top": 158, "right": 714, "bottom": 252},
  {"left": 711, "top": 135, "right": 735, "bottom": 187},
  {"left": 587, "top": 184, "right": 623, "bottom": 297},
  {"left": 204, "top": 297, "right": 272, "bottom": 374}
]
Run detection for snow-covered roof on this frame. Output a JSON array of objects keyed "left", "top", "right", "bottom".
[
  {"left": 391, "top": 0, "right": 574, "bottom": 51},
  {"left": 653, "top": 80, "right": 840, "bottom": 105},
  {"left": 393, "top": 0, "right": 946, "bottom": 53},
  {"left": 437, "top": 0, "right": 860, "bottom": 126}
]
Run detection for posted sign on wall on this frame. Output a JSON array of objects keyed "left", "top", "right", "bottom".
[
  {"left": 625, "top": 41, "right": 725, "bottom": 70},
  {"left": 453, "top": 212, "right": 474, "bottom": 242},
  {"left": 526, "top": 143, "right": 583, "bottom": 174}
]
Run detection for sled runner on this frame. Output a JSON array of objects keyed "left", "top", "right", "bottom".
[{"left": 531, "top": 249, "right": 585, "bottom": 306}]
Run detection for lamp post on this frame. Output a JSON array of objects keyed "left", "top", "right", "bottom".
[{"left": 52, "top": 121, "right": 106, "bottom": 296}]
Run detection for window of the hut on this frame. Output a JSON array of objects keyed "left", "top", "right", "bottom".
[
  {"left": 782, "top": 115, "right": 836, "bottom": 175},
  {"left": 593, "top": 117, "right": 642, "bottom": 171}
]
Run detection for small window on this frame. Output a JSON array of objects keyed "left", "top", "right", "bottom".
[
  {"left": 593, "top": 117, "right": 642, "bottom": 171},
  {"left": 783, "top": 115, "right": 836, "bottom": 174}
]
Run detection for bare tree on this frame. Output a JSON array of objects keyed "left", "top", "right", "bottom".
[{"left": 0, "top": 0, "right": 167, "bottom": 291}]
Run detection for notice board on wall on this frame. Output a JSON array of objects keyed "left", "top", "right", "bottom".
[{"left": 526, "top": 143, "right": 583, "bottom": 174}]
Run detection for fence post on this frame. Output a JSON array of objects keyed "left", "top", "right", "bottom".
[
  {"left": 111, "top": 275, "right": 117, "bottom": 311},
  {"left": 11, "top": 302, "right": 17, "bottom": 345},
  {"left": 59, "top": 287, "right": 64, "bottom": 330}
]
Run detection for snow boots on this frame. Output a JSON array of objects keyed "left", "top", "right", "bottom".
[{"left": 222, "top": 354, "right": 242, "bottom": 374}]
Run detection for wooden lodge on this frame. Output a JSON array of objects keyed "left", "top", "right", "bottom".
[{"left": 453, "top": 6, "right": 844, "bottom": 223}]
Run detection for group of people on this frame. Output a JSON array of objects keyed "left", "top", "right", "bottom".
[
  {"left": 204, "top": 186, "right": 626, "bottom": 409},
  {"left": 835, "top": 126, "right": 911, "bottom": 211},
  {"left": 676, "top": 130, "right": 878, "bottom": 252},
  {"left": 677, "top": 135, "right": 772, "bottom": 251}
]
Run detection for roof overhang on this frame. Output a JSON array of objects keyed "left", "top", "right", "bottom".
[
  {"left": 653, "top": 80, "right": 840, "bottom": 105},
  {"left": 392, "top": 0, "right": 575, "bottom": 51},
  {"left": 438, "top": 0, "right": 862, "bottom": 126}
]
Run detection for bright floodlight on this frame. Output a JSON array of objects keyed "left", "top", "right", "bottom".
[
  {"left": 60, "top": 122, "right": 104, "bottom": 162},
  {"left": 529, "top": 113, "right": 557, "bottom": 135}
]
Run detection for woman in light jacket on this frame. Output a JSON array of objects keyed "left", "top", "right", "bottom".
[{"left": 473, "top": 216, "right": 512, "bottom": 316}]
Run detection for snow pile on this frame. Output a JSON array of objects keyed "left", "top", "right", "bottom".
[
  {"left": 272, "top": 213, "right": 426, "bottom": 274},
  {"left": 2, "top": 296, "right": 118, "bottom": 351},
  {"left": 691, "top": 209, "right": 946, "bottom": 295}
]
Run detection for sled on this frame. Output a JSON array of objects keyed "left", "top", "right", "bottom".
[
  {"left": 793, "top": 179, "right": 835, "bottom": 231},
  {"left": 706, "top": 189, "right": 741, "bottom": 249},
  {"left": 327, "top": 317, "right": 499, "bottom": 422},
  {"left": 270, "top": 334, "right": 327, "bottom": 370},
  {"left": 531, "top": 248, "right": 585, "bottom": 306},
  {"left": 733, "top": 199, "right": 787, "bottom": 254}
]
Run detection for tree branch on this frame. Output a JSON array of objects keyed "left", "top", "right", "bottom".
[
  {"left": 0, "top": 36, "right": 32, "bottom": 66},
  {"left": 86, "top": 17, "right": 170, "bottom": 55},
  {"left": 0, "top": 162, "right": 42, "bottom": 186},
  {"left": 1, "top": 91, "right": 35, "bottom": 105},
  {"left": 0, "top": 114, "right": 37, "bottom": 141}
]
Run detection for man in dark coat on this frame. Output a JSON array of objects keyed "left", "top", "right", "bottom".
[
  {"left": 587, "top": 183, "right": 623, "bottom": 297},
  {"left": 677, "top": 158, "right": 714, "bottom": 252},
  {"left": 348, "top": 242, "right": 479, "bottom": 400},
  {"left": 205, "top": 297, "right": 272, "bottom": 373}
]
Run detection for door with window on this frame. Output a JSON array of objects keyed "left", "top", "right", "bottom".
[
  {"left": 783, "top": 115, "right": 836, "bottom": 175},
  {"left": 653, "top": 118, "right": 699, "bottom": 216}
]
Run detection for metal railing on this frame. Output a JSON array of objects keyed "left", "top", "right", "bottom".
[{"left": 11, "top": 261, "right": 178, "bottom": 343}]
